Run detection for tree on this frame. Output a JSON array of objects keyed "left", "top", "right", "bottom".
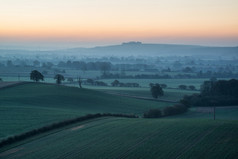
[
  {"left": 111, "top": 80, "right": 120, "bottom": 87},
  {"left": 54, "top": 74, "right": 65, "bottom": 84},
  {"left": 78, "top": 77, "right": 82, "bottom": 88},
  {"left": 150, "top": 83, "right": 164, "bottom": 99},
  {"left": 30, "top": 70, "right": 44, "bottom": 82}
]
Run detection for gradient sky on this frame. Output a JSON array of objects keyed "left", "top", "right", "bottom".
[{"left": 0, "top": 0, "right": 238, "bottom": 49}]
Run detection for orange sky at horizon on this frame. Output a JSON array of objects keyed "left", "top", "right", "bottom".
[{"left": 0, "top": 0, "right": 238, "bottom": 47}]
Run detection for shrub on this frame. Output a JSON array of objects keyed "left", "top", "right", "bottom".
[
  {"left": 163, "top": 104, "right": 188, "bottom": 116},
  {"left": 178, "top": 85, "right": 187, "bottom": 90},
  {"left": 144, "top": 109, "right": 162, "bottom": 118}
]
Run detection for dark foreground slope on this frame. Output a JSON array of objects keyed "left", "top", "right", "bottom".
[
  {"left": 0, "top": 117, "right": 237, "bottom": 159},
  {"left": 0, "top": 83, "right": 170, "bottom": 140}
]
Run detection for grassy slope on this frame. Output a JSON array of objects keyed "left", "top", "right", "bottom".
[
  {"left": 1, "top": 118, "right": 237, "bottom": 159},
  {"left": 0, "top": 83, "right": 171, "bottom": 140}
]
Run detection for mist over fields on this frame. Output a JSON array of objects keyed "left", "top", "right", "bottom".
[{"left": 0, "top": 42, "right": 237, "bottom": 59}]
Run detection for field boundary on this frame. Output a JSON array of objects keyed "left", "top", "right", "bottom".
[{"left": 0, "top": 113, "right": 138, "bottom": 149}]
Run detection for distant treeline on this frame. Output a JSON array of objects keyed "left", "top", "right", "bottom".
[
  {"left": 101, "top": 72, "right": 238, "bottom": 79},
  {"left": 0, "top": 113, "right": 138, "bottom": 148},
  {"left": 181, "top": 79, "right": 238, "bottom": 107}
]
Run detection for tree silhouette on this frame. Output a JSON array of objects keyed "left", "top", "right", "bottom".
[
  {"left": 150, "top": 83, "right": 164, "bottom": 99},
  {"left": 30, "top": 70, "right": 44, "bottom": 82},
  {"left": 111, "top": 80, "right": 120, "bottom": 87},
  {"left": 78, "top": 76, "right": 82, "bottom": 88},
  {"left": 54, "top": 74, "right": 65, "bottom": 84}
]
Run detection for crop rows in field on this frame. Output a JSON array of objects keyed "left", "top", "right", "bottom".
[
  {"left": 1, "top": 118, "right": 238, "bottom": 159},
  {"left": 0, "top": 83, "right": 171, "bottom": 140}
]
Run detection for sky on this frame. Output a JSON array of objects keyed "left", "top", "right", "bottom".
[{"left": 0, "top": 0, "right": 238, "bottom": 49}]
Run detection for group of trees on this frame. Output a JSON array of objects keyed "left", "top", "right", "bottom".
[
  {"left": 30, "top": 70, "right": 66, "bottom": 85},
  {"left": 181, "top": 79, "right": 238, "bottom": 107},
  {"left": 102, "top": 73, "right": 172, "bottom": 79},
  {"left": 84, "top": 79, "right": 108, "bottom": 86},
  {"left": 144, "top": 104, "right": 188, "bottom": 118},
  {"left": 178, "top": 85, "right": 196, "bottom": 90},
  {"left": 111, "top": 80, "right": 140, "bottom": 87},
  {"left": 30, "top": 70, "right": 83, "bottom": 88}
]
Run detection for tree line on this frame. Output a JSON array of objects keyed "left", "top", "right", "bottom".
[
  {"left": 180, "top": 79, "right": 238, "bottom": 107},
  {"left": 144, "top": 104, "right": 188, "bottom": 118}
]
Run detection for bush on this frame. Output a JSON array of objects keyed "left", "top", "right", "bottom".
[
  {"left": 163, "top": 104, "right": 188, "bottom": 116},
  {"left": 178, "top": 85, "right": 187, "bottom": 90},
  {"left": 144, "top": 109, "right": 162, "bottom": 118}
]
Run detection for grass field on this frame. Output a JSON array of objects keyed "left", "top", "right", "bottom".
[
  {"left": 1, "top": 81, "right": 238, "bottom": 159},
  {"left": 1, "top": 117, "right": 238, "bottom": 159},
  {"left": 80, "top": 85, "right": 197, "bottom": 102},
  {"left": 0, "top": 83, "right": 171, "bottom": 140}
]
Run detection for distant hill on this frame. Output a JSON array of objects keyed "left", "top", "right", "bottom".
[{"left": 1, "top": 42, "right": 238, "bottom": 58}]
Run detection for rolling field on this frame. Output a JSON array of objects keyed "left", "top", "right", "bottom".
[
  {"left": 0, "top": 83, "right": 171, "bottom": 140},
  {"left": 1, "top": 81, "right": 238, "bottom": 159},
  {"left": 82, "top": 85, "right": 197, "bottom": 102},
  {"left": 1, "top": 117, "right": 238, "bottom": 159}
]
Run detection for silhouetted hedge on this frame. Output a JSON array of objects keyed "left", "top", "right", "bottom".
[
  {"left": 143, "top": 109, "right": 162, "bottom": 118},
  {"left": 163, "top": 104, "right": 188, "bottom": 116},
  {"left": 0, "top": 113, "right": 138, "bottom": 148},
  {"left": 144, "top": 104, "right": 188, "bottom": 118}
]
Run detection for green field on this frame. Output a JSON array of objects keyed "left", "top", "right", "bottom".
[
  {"left": 81, "top": 85, "right": 197, "bottom": 101},
  {"left": 1, "top": 82, "right": 238, "bottom": 159},
  {"left": 0, "top": 83, "right": 171, "bottom": 140},
  {"left": 1, "top": 118, "right": 238, "bottom": 159}
]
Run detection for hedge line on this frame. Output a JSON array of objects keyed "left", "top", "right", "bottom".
[
  {"left": 144, "top": 104, "right": 188, "bottom": 118},
  {"left": 0, "top": 113, "right": 138, "bottom": 148}
]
